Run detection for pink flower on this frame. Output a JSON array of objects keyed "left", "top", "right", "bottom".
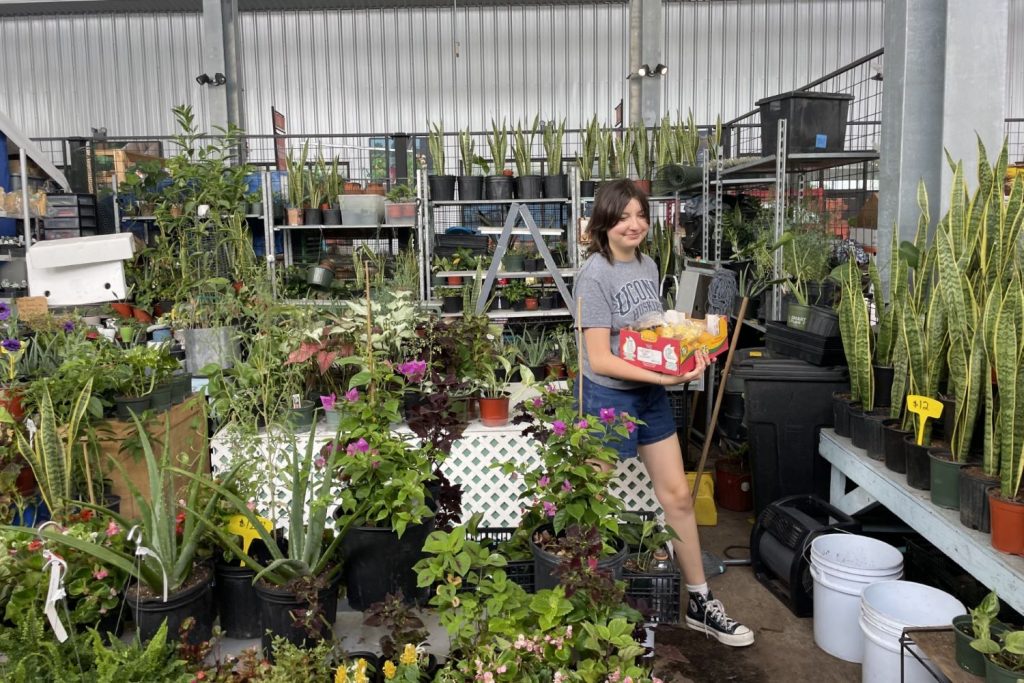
[
  {"left": 371, "top": 460, "right": 380, "bottom": 469},
  {"left": 599, "top": 407, "right": 616, "bottom": 424},
  {"left": 344, "top": 387, "right": 360, "bottom": 402},
  {"left": 551, "top": 420, "right": 567, "bottom": 436},
  {"left": 576, "top": 419, "right": 589, "bottom": 429},
  {"left": 397, "top": 359, "right": 428, "bottom": 383},
  {"left": 625, "top": 420, "right": 637, "bottom": 434},
  {"left": 538, "top": 475, "right": 550, "bottom": 487},
  {"left": 314, "top": 455, "right": 326, "bottom": 469},
  {"left": 93, "top": 568, "right": 108, "bottom": 581},
  {"left": 105, "top": 521, "right": 120, "bottom": 537},
  {"left": 562, "top": 480, "right": 572, "bottom": 492},
  {"left": 542, "top": 501, "right": 558, "bottom": 518},
  {"left": 346, "top": 437, "right": 370, "bottom": 455},
  {"left": 532, "top": 397, "right": 543, "bottom": 408},
  {"left": 319, "top": 393, "right": 336, "bottom": 411},
  {"left": 246, "top": 499, "right": 257, "bottom": 512}
]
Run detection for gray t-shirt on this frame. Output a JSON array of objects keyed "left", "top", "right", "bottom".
[{"left": 574, "top": 252, "right": 663, "bottom": 389}]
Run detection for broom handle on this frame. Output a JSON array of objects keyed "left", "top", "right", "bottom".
[{"left": 691, "top": 297, "right": 748, "bottom": 500}]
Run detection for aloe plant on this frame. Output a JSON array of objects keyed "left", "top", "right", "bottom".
[
  {"left": 25, "top": 411, "right": 224, "bottom": 595},
  {"left": 486, "top": 118, "right": 508, "bottom": 175},
  {"left": 512, "top": 114, "right": 540, "bottom": 177},
  {"left": 11, "top": 381, "right": 92, "bottom": 520},
  {"left": 578, "top": 115, "right": 600, "bottom": 182},
  {"left": 427, "top": 121, "right": 446, "bottom": 175},
  {"left": 629, "top": 122, "right": 651, "bottom": 181},
  {"left": 542, "top": 117, "right": 566, "bottom": 175}
]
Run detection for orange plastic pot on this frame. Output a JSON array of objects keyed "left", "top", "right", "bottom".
[
  {"left": 0, "top": 385, "right": 25, "bottom": 422},
  {"left": 132, "top": 307, "right": 153, "bottom": 323},
  {"left": 478, "top": 396, "right": 510, "bottom": 427},
  {"left": 989, "top": 489, "right": 1024, "bottom": 556},
  {"left": 110, "top": 302, "right": 134, "bottom": 319}
]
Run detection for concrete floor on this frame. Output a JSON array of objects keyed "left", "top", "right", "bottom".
[{"left": 650, "top": 505, "right": 862, "bottom": 683}]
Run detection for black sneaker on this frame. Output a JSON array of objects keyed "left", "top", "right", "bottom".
[{"left": 685, "top": 591, "right": 755, "bottom": 647}]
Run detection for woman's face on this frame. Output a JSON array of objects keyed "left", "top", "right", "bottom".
[{"left": 606, "top": 198, "right": 649, "bottom": 257}]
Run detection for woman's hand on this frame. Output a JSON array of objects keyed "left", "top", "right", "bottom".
[{"left": 659, "top": 349, "right": 709, "bottom": 385}]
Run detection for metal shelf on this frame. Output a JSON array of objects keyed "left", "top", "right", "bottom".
[
  {"left": 430, "top": 198, "right": 571, "bottom": 206},
  {"left": 711, "top": 151, "right": 879, "bottom": 182},
  {"left": 122, "top": 214, "right": 264, "bottom": 221},
  {"left": 440, "top": 307, "right": 572, "bottom": 319},
  {"left": 477, "top": 227, "right": 563, "bottom": 236},
  {"left": 437, "top": 269, "right": 576, "bottom": 278},
  {"left": 273, "top": 223, "right": 385, "bottom": 230}
]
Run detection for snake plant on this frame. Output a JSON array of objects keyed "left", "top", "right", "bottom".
[
  {"left": 629, "top": 121, "right": 651, "bottom": 181},
  {"left": 512, "top": 114, "right": 540, "bottom": 177},
  {"left": 427, "top": 121, "right": 446, "bottom": 175},
  {"left": 543, "top": 117, "right": 566, "bottom": 175},
  {"left": 578, "top": 115, "right": 600, "bottom": 182},
  {"left": 653, "top": 114, "right": 678, "bottom": 168},
  {"left": 835, "top": 254, "right": 873, "bottom": 410},
  {"left": 597, "top": 127, "right": 616, "bottom": 180},
  {"left": 284, "top": 140, "right": 309, "bottom": 209},
  {"left": 992, "top": 271, "right": 1024, "bottom": 497},
  {"left": 486, "top": 118, "right": 508, "bottom": 175}
]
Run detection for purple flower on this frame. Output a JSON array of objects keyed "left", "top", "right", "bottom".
[
  {"left": 371, "top": 460, "right": 380, "bottom": 469},
  {"left": 346, "top": 437, "right": 370, "bottom": 455},
  {"left": 320, "top": 393, "right": 337, "bottom": 411},
  {"left": 1, "top": 339, "right": 21, "bottom": 353},
  {"left": 344, "top": 387, "right": 360, "bottom": 403},
  {"left": 532, "top": 397, "right": 544, "bottom": 408},
  {"left": 538, "top": 475, "right": 550, "bottom": 488},
  {"left": 551, "top": 420, "right": 567, "bottom": 436},
  {"left": 599, "top": 407, "right": 616, "bottom": 424},
  {"left": 562, "top": 480, "right": 572, "bottom": 492},
  {"left": 625, "top": 420, "right": 637, "bottom": 434},
  {"left": 0, "top": 303, "right": 9, "bottom": 322},
  {"left": 397, "top": 359, "right": 428, "bottom": 383},
  {"left": 62, "top": 320, "right": 75, "bottom": 333},
  {"left": 576, "top": 419, "right": 589, "bottom": 429},
  {"left": 542, "top": 501, "right": 558, "bottom": 518},
  {"left": 314, "top": 455, "right": 326, "bottom": 469}
]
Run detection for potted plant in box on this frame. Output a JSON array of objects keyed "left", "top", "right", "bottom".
[
  {"left": 512, "top": 115, "right": 543, "bottom": 199},
  {"left": 427, "top": 121, "right": 456, "bottom": 201},
  {"left": 384, "top": 183, "right": 417, "bottom": 225},
  {"left": 485, "top": 117, "right": 513, "bottom": 200}
]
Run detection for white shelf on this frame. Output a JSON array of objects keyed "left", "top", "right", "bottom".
[
  {"left": 819, "top": 429, "right": 1024, "bottom": 616},
  {"left": 477, "top": 227, "right": 563, "bottom": 236}
]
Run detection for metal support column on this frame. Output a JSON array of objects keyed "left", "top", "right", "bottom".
[{"left": 771, "top": 119, "right": 788, "bottom": 322}]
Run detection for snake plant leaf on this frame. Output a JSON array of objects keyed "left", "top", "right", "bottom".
[{"left": 994, "top": 280, "right": 1021, "bottom": 494}]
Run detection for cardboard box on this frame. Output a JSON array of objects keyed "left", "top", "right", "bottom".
[{"left": 619, "top": 317, "right": 729, "bottom": 376}]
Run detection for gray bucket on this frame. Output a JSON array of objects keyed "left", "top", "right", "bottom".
[{"left": 182, "top": 326, "right": 240, "bottom": 375}]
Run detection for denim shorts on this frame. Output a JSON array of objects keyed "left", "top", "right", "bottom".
[{"left": 574, "top": 374, "right": 679, "bottom": 459}]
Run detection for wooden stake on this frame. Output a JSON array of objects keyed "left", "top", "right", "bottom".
[
  {"left": 577, "top": 295, "right": 583, "bottom": 418},
  {"left": 365, "top": 262, "right": 374, "bottom": 403},
  {"left": 691, "top": 298, "right": 748, "bottom": 500}
]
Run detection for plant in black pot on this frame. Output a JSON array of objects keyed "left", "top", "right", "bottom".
[
  {"left": 456, "top": 126, "right": 486, "bottom": 202},
  {"left": 834, "top": 252, "right": 878, "bottom": 452},
  {"left": 954, "top": 591, "right": 1005, "bottom": 676},
  {"left": 484, "top": 117, "right": 514, "bottom": 200},
  {"left": 970, "top": 605, "right": 1024, "bottom": 682},
  {"left": 577, "top": 114, "right": 600, "bottom": 198},
  {"left": 427, "top": 121, "right": 456, "bottom": 201},
  {"left": 436, "top": 285, "right": 464, "bottom": 314},
  {"left": 780, "top": 224, "right": 832, "bottom": 332},
  {"left": 512, "top": 114, "right": 543, "bottom": 199},
  {"left": 542, "top": 117, "right": 567, "bottom": 199},
  {"left": 29, "top": 411, "right": 225, "bottom": 645}
]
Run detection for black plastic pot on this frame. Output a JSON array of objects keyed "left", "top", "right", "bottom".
[
  {"left": 441, "top": 296, "right": 462, "bottom": 314},
  {"left": 806, "top": 280, "right": 836, "bottom": 306},
  {"left": 485, "top": 175, "right": 514, "bottom": 200},
  {"left": 515, "top": 175, "right": 544, "bottom": 199},
  {"left": 170, "top": 373, "right": 192, "bottom": 404},
  {"left": 149, "top": 383, "right": 172, "bottom": 412},
  {"left": 873, "top": 365, "right": 895, "bottom": 409},
  {"left": 427, "top": 175, "right": 456, "bottom": 201},
  {"left": 457, "top": 175, "right": 483, "bottom": 201},
  {"left": 214, "top": 561, "right": 261, "bottom": 639},
  {"left": 254, "top": 578, "right": 339, "bottom": 654},
  {"left": 960, "top": 466, "right": 998, "bottom": 532},
  {"left": 934, "top": 394, "right": 956, "bottom": 441},
  {"left": 832, "top": 393, "right": 855, "bottom": 438},
  {"left": 579, "top": 180, "right": 597, "bottom": 198},
  {"left": 734, "top": 294, "right": 760, "bottom": 321},
  {"left": 322, "top": 207, "right": 342, "bottom": 225},
  {"left": 539, "top": 294, "right": 557, "bottom": 310},
  {"left": 805, "top": 306, "right": 840, "bottom": 337},
  {"left": 864, "top": 410, "right": 889, "bottom": 461},
  {"left": 848, "top": 406, "right": 870, "bottom": 449},
  {"left": 543, "top": 174, "right": 568, "bottom": 199},
  {"left": 882, "top": 419, "right": 909, "bottom": 474},
  {"left": 303, "top": 207, "right": 323, "bottom": 225},
  {"left": 285, "top": 400, "right": 316, "bottom": 428},
  {"left": 531, "top": 525, "right": 627, "bottom": 592},
  {"left": 340, "top": 518, "right": 436, "bottom": 610},
  {"left": 127, "top": 565, "right": 214, "bottom": 645},
  {"left": 489, "top": 295, "right": 512, "bottom": 312},
  {"left": 904, "top": 436, "right": 932, "bottom": 490},
  {"left": 114, "top": 394, "right": 150, "bottom": 421}
]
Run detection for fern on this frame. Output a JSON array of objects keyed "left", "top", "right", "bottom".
[{"left": 91, "top": 621, "right": 190, "bottom": 683}]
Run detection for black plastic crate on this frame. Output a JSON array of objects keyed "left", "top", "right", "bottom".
[
  {"left": 43, "top": 228, "right": 98, "bottom": 240},
  {"left": 764, "top": 322, "right": 846, "bottom": 366},
  {"left": 434, "top": 232, "right": 490, "bottom": 257},
  {"left": 469, "top": 526, "right": 535, "bottom": 593},
  {"left": 46, "top": 192, "right": 96, "bottom": 207},
  {"left": 756, "top": 91, "right": 854, "bottom": 156},
  {"left": 43, "top": 216, "right": 98, "bottom": 230},
  {"left": 46, "top": 203, "right": 98, "bottom": 219},
  {"left": 623, "top": 562, "right": 682, "bottom": 624}
]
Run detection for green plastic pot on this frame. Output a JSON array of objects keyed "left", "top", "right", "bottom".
[
  {"left": 952, "top": 614, "right": 986, "bottom": 675},
  {"left": 929, "top": 448, "right": 966, "bottom": 510},
  {"left": 786, "top": 302, "right": 811, "bottom": 331},
  {"left": 984, "top": 656, "right": 1024, "bottom": 683}
]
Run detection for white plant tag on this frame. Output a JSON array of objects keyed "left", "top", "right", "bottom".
[
  {"left": 291, "top": 393, "right": 302, "bottom": 410},
  {"left": 42, "top": 552, "right": 69, "bottom": 642}
]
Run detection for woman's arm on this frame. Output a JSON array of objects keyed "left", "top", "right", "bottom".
[{"left": 583, "top": 327, "right": 707, "bottom": 385}]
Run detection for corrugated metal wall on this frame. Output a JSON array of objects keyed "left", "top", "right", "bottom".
[{"left": 0, "top": 1, "right": 1020, "bottom": 140}]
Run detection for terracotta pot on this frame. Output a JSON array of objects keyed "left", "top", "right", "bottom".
[
  {"left": 446, "top": 276, "right": 463, "bottom": 286},
  {"left": 15, "top": 465, "right": 36, "bottom": 495},
  {"left": 0, "top": 385, "right": 25, "bottom": 422},
  {"left": 989, "top": 489, "right": 1024, "bottom": 556},
  {"left": 478, "top": 395, "right": 510, "bottom": 427},
  {"left": 132, "top": 307, "right": 153, "bottom": 323},
  {"left": 286, "top": 207, "right": 302, "bottom": 226},
  {"left": 344, "top": 182, "right": 364, "bottom": 195},
  {"left": 633, "top": 179, "right": 652, "bottom": 195},
  {"left": 110, "top": 302, "right": 134, "bottom": 319},
  {"left": 231, "top": 281, "right": 244, "bottom": 293},
  {"left": 524, "top": 297, "right": 540, "bottom": 310},
  {"left": 365, "top": 182, "right": 386, "bottom": 196}
]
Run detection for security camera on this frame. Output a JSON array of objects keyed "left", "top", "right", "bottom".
[
  {"left": 196, "top": 73, "right": 213, "bottom": 86},
  {"left": 213, "top": 73, "right": 227, "bottom": 86}
]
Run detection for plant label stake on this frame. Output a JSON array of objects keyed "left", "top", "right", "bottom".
[
  {"left": 226, "top": 514, "right": 274, "bottom": 566},
  {"left": 907, "top": 394, "right": 943, "bottom": 446},
  {"left": 128, "top": 525, "right": 168, "bottom": 602},
  {"left": 42, "top": 551, "right": 69, "bottom": 642}
]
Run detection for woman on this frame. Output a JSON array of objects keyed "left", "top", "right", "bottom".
[{"left": 574, "top": 178, "right": 753, "bottom": 647}]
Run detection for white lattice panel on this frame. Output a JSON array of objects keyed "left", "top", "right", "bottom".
[{"left": 210, "top": 421, "right": 665, "bottom": 530}]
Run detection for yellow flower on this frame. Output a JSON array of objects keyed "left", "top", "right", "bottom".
[
  {"left": 400, "top": 643, "right": 418, "bottom": 666},
  {"left": 354, "top": 658, "right": 369, "bottom": 683},
  {"left": 335, "top": 665, "right": 348, "bottom": 683},
  {"left": 382, "top": 660, "right": 397, "bottom": 680}
]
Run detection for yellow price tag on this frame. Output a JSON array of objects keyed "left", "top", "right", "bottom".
[
  {"left": 226, "top": 514, "right": 274, "bottom": 565},
  {"left": 906, "top": 394, "right": 943, "bottom": 446}
]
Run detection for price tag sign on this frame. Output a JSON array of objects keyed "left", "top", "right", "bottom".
[
  {"left": 906, "top": 394, "right": 943, "bottom": 445},
  {"left": 226, "top": 514, "right": 273, "bottom": 565}
]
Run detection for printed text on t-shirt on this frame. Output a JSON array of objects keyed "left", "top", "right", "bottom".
[{"left": 613, "top": 279, "right": 661, "bottom": 320}]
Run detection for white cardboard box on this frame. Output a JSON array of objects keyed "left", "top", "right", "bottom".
[{"left": 26, "top": 233, "right": 137, "bottom": 306}]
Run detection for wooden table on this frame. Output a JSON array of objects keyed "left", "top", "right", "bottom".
[{"left": 900, "top": 627, "right": 977, "bottom": 683}]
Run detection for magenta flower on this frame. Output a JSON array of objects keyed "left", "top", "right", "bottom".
[
  {"left": 105, "top": 521, "right": 120, "bottom": 537},
  {"left": 344, "top": 387, "right": 360, "bottom": 402},
  {"left": 371, "top": 460, "right": 380, "bottom": 469},
  {"left": 551, "top": 420, "right": 567, "bottom": 436},
  {"left": 532, "top": 397, "right": 543, "bottom": 408},
  {"left": 397, "top": 359, "right": 428, "bottom": 383},
  {"left": 576, "top": 419, "right": 589, "bottom": 429},
  {"left": 599, "top": 407, "right": 616, "bottom": 424},
  {"left": 625, "top": 420, "right": 637, "bottom": 434},
  {"left": 93, "top": 568, "right": 108, "bottom": 581},
  {"left": 346, "top": 437, "right": 370, "bottom": 455},
  {"left": 314, "top": 455, "right": 326, "bottom": 469},
  {"left": 538, "top": 475, "right": 550, "bottom": 488},
  {"left": 562, "top": 480, "right": 572, "bottom": 492},
  {"left": 542, "top": 501, "right": 558, "bottom": 518},
  {"left": 319, "top": 393, "right": 337, "bottom": 411}
]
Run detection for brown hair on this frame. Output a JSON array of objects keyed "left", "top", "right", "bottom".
[{"left": 585, "top": 178, "right": 650, "bottom": 262}]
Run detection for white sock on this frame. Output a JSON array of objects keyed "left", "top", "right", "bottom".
[{"left": 686, "top": 582, "right": 709, "bottom": 597}]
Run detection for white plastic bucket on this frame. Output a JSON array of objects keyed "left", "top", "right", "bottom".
[
  {"left": 859, "top": 580, "right": 966, "bottom": 683},
  {"left": 810, "top": 533, "right": 904, "bottom": 663}
]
